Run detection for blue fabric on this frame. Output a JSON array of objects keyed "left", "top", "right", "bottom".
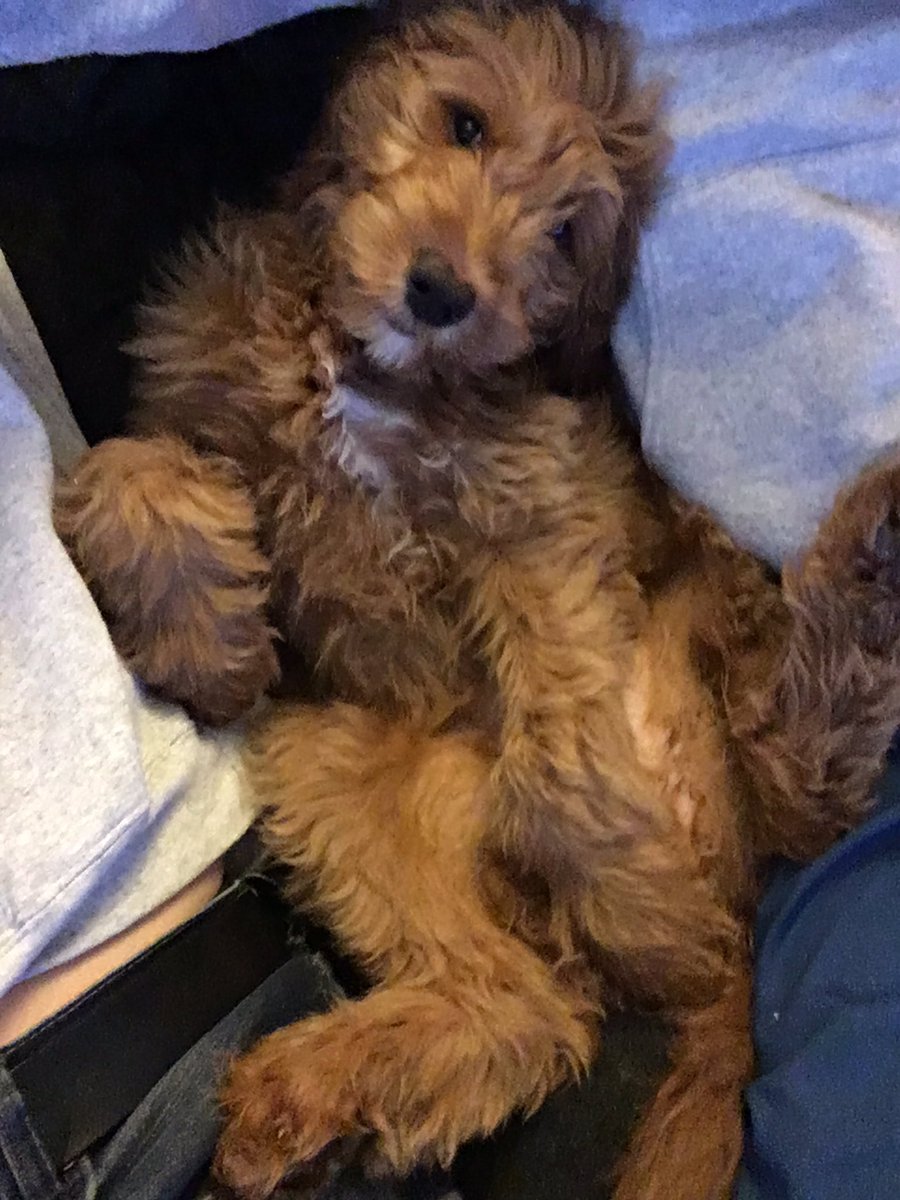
[
  {"left": 614, "top": 0, "right": 900, "bottom": 567},
  {"left": 734, "top": 748, "right": 900, "bottom": 1200},
  {"left": 0, "top": 0, "right": 340, "bottom": 65}
]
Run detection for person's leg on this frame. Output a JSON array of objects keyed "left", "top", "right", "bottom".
[
  {"left": 0, "top": 1061, "right": 88, "bottom": 1200},
  {"left": 735, "top": 744, "right": 900, "bottom": 1200}
]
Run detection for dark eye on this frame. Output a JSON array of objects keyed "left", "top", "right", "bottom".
[
  {"left": 551, "top": 220, "right": 573, "bottom": 251},
  {"left": 450, "top": 105, "right": 485, "bottom": 150}
]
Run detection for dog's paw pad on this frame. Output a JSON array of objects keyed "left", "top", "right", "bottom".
[
  {"left": 213, "top": 1028, "right": 362, "bottom": 1199},
  {"left": 812, "top": 455, "right": 900, "bottom": 592}
]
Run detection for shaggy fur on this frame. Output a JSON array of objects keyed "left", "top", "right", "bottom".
[{"left": 55, "top": 3, "right": 900, "bottom": 1197}]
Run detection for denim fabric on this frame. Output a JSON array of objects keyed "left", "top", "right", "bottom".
[
  {"left": 0, "top": 948, "right": 454, "bottom": 1200},
  {"left": 734, "top": 748, "right": 900, "bottom": 1199}
]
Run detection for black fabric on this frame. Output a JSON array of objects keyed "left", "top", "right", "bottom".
[
  {"left": 6, "top": 876, "right": 294, "bottom": 1169},
  {"left": 455, "top": 1011, "right": 670, "bottom": 1200},
  {"left": 0, "top": 6, "right": 366, "bottom": 444},
  {"left": 0, "top": 14, "right": 670, "bottom": 1197}
]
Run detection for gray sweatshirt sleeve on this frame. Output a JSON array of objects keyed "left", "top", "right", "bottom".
[{"left": 0, "top": 252, "right": 254, "bottom": 995}]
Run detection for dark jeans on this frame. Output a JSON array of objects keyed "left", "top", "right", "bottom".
[
  {"left": 734, "top": 747, "right": 900, "bottom": 1200},
  {"left": 0, "top": 948, "right": 453, "bottom": 1200}
]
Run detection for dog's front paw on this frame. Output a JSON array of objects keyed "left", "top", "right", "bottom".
[
  {"left": 55, "top": 436, "right": 278, "bottom": 725},
  {"left": 214, "top": 1022, "right": 365, "bottom": 1200}
]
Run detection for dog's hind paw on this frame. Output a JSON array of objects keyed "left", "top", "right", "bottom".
[
  {"left": 802, "top": 451, "right": 900, "bottom": 651},
  {"left": 809, "top": 452, "right": 900, "bottom": 588},
  {"left": 213, "top": 1015, "right": 394, "bottom": 1200},
  {"left": 869, "top": 505, "right": 900, "bottom": 591}
]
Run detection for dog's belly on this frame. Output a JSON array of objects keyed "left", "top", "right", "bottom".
[{"left": 624, "top": 611, "right": 737, "bottom": 869}]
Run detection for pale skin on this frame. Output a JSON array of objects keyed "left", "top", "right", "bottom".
[{"left": 0, "top": 860, "right": 223, "bottom": 1046}]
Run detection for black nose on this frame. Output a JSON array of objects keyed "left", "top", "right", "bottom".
[{"left": 405, "top": 251, "right": 476, "bottom": 328}]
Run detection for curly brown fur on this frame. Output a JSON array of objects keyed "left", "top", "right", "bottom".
[
  {"left": 57, "top": 3, "right": 900, "bottom": 1198},
  {"left": 56, "top": 435, "right": 278, "bottom": 725},
  {"left": 217, "top": 706, "right": 594, "bottom": 1196},
  {"left": 729, "top": 454, "right": 900, "bottom": 862}
]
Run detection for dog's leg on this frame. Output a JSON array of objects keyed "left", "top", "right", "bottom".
[
  {"left": 463, "top": 507, "right": 740, "bottom": 995},
  {"left": 459, "top": 422, "right": 653, "bottom": 887},
  {"left": 55, "top": 435, "right": 277, "bottom": 725},
  {"left": 571, "top": 774, "right": 751, "bottom": 1200},
  {"left": 214, "top": 703, "right": 594, "bottom": 1200},
  {"left": 556, "top": 811, "right": 750, "bottom": 1200},
  {"left": 730, "top": 451, "right": 900, "bottom": 860},
  {"left": 567, "top": 589, "right": 753, "bottom": 1200}
]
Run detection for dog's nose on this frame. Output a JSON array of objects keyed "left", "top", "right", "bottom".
[{"left": 405, "top": 251, "right": 476, "bottom": 328}]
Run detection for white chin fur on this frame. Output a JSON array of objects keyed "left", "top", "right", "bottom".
[{"left": 368, "top": 326, "right": 416, "bottom": 370}]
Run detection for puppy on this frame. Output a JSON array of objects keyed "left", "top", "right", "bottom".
[{"left": 56, "top": 2, "right": 900, "bottom": 1197}]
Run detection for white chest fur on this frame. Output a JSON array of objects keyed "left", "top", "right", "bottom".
[
  {"left": 323, "top": 384, "right": 416, "bottom": 493},
  {"left": 323, "top": 383, "right": 456, "bottom": 497}
]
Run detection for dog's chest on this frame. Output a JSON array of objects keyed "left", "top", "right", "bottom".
[
  {"left": 323, "top": 384, "right": 413, "bottom": 493},
  {"left": 323, "top": 382, "right": 456, "bottom": 502},
  {"left": 311, "top": 381, "right": 459, "bottom": 595}
]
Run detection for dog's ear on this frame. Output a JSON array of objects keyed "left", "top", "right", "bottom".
[
  {"left": 548, "top": 17, "right": 670, "bottom": 394},
  {"left": 276, "top": 124, "right": 350, "bottom": 270}
]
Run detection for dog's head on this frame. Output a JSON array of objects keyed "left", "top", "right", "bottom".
[{"left": 287, "top": 1, "right": 667, "bottom": 387}]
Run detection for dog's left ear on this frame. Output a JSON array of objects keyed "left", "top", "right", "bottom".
[{"left": 549, "top": 17, "right": 670, "bottom": 393}]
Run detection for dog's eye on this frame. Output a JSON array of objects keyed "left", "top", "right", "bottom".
[
  {"left": 551, "top": 220, "right": 573, "bottom": 251},
  {"left": 449, "top": 105, "right": 485, "bottom": 150}
]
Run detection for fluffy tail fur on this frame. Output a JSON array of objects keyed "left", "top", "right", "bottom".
[{"left": 613, "top": 969, "right": 752, "bottom": 1200}]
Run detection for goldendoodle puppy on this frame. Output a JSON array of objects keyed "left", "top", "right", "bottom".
[{"left": 56, "top": 2, "right": 900, "bottom": 1198}]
